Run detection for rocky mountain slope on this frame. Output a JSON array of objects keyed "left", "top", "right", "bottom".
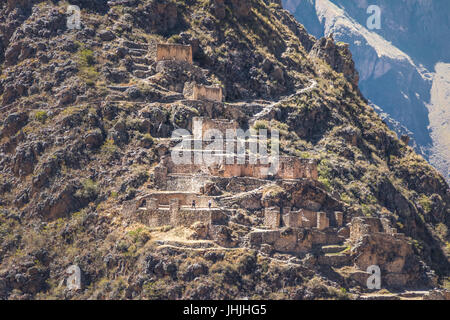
[
  {"left": 0, "top": 0, "right": 449, "bottom": 300},
  {"left": 283, "top": 0, "right": 450, "bottom": 183}
]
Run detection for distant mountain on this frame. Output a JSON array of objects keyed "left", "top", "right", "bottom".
[{"left": 284, "top": 0, "right": 450, "bottom": 182}]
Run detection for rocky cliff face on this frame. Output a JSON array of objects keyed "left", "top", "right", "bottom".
[
  {"left": 283, "top": 0, "right": 450, "bottom": 182},
  {"left": 0, "top": 0, "right": 448, "bottom": 300}
]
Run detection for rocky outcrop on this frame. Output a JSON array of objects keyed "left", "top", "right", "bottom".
[
  {"left": 309, "top": 34, "right": 359, "bottom": 87},
  {"left": 351, "top": 233, "right": 430, "bottom": 288},
  {"left": 132, "top": 0, "right": 178, "bottom": 34},
  {"left": 0, "top": 112, "right": 28, "bottom": 138}
]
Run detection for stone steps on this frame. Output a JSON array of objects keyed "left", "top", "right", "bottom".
[
  {"left": 129, "top": 49, "right": 147, "bottom": 57},
  {"left": 133, "top": 63, "right": 149, "bottom": 71},
  {"left": 131, "top": 56, "right": 151, "bottom": 64},
  {"left": 321, "top": 244, "right": 348, "bottom": 254},
  {"left": 121, "top": 40, "right": 149, "bottom": 50},
  {"left": 133, "top": 70, "right": 153, "bottom": 78},
  {"left": 107, "top": 85, "right": 137, "bottom": 92},
  {"left": 317, "top": 253, "right": 352, "bottom": 267}
]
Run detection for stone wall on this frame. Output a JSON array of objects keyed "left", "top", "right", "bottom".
[
  {"left": 140, "top": 192, "right": 214, "bottom": 207},
  {"left": 160, "top": 153, "right": 318, "bottom": 181},
  {"left": 349, "top": 217, "right": 397, "bottom": 243},
  {"left": 351, "top": 232, "right": 425, "bottom": 288},
  {"left": 317, "top": 212, "right": 329, "bottom": 230},
  {"left": 165, "top": 174, "right": 213, "bottom": 192},
  {"left": 264, "top": 207, "right": 281, "bottom": 229},
  {"left": 130, "top": 197, "right": 228, "bottom": 228},
  {"left": 271, "top": 207, "right": 344, "bottom": 230},
  {"left": 193, "top": 117, "right": 239, "bottom": 134},
  {"left": 213, "top": 157, "right": 318, "bottom": 180},
  {"left": 156, "top": 43, "right": 193, "bottom": 64},
  {"left": 249, "top": 228, "right": 343, "bottom": 254},
  {"left": 192, "top": 84, "right": 223, "bottom": 102}
]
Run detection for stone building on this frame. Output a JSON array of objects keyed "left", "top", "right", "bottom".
[
  {"left": 156, "top": 43, "right": 193, "bottom": 64},
  {"left": 158, "top": 154, "right": 318, "bottom": 181},
  {"left": 123, "top": 196, "right": 228, "bottom": 228},
  {"left": 265, "top": 207, "right": 343, "bottom": 230},
  {"left": 192, "top": 84, "right": 223, "bottom": 102}
]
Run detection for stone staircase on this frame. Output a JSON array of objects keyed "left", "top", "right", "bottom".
[
  {"left": 317, "top": 243, "right": 352, "bottom": 268},
  {"left": 121, "top": 40, "right": 154, "bottom": 79},
  {"left": 321, "top": 244, "right": 349, "bottom": 254}
]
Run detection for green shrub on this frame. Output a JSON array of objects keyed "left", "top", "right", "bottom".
[
  {"left": 168, "top": 34, "right": 181, "bottom": 43},
  {"left": 79, "top": 48, "right": 95, "bottom": 66},
  {"left": 253, "top": 120, "right": 268, "bottom": 130},
  {"left": 34, "top": 111, "right": 48, "bottom": 123},
  {"left": 417, "top": 194, "right": 432, "bottom": 214},
  {"left": 76, "top": 179, "right": 99, "bottom": 200},
  {"left": 143, "top": 280, "right": 170, "bottom": 300}
]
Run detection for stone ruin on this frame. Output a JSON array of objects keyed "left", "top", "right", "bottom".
[
  {"left": 191, "top": 84, "right": 223, "bottom": 102},
  {"left": 123, "top": 194, "right": 228, "bottom": 229},
  {"left": 264, "top": 207, "right": 344, "bottom": 230},
  {"left": 244, "top": 206, "right": 346, "bottom": 254},
  {"left": 156, "top": 43, "right": 193, "bottom": 64},
  {"left": 349, "top": 216, "right": 398, "bottom": 243},
  {"left": 193, "top": 116, "right": 238, "bottom": 133},
  {"left": 256, "top": 207, "right": 345, "bottom": 252},
  {"left": 155, "top": 153, "right": 318, "bottom": 181},
  {"left": 131, "top": 41, "right": 436, "bottom": 292}
]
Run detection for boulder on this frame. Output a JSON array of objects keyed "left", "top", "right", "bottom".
[{"left": 0, "top": 112, "right": 28, "bottom": 138}]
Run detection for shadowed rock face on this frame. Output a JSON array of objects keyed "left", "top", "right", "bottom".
[{"left": 283, "top": 0, "right": 450, "bottom": 181}]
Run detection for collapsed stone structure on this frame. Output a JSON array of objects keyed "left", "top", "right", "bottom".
[
  {"left": 156, "top": 43, "right": 193, "bottom": 64},
  {"left": 124, "top": 195, "right": 228, "bottom": 229}
]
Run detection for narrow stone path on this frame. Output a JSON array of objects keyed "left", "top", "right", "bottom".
[{"left": 249, "top": 79, "right": 318, "bottom": 125}]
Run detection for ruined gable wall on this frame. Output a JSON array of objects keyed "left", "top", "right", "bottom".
[
  {"left": 156, "top": 44, "right": 193, "bottom": 63},
  {"left": 278, "top": 158, "right": 318, "bottom": 180},
  {"left": 300, "top": 209, "right": 317, "bottom": 228},
  {"left": 192, "top": 84, "right": 223, "bottom": 102},
  {"left": 196, "top": 117, "right": 238, "bottom": 133},
  {"left": 350, "top": 217, "right": 384, "bottom": 242}
]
